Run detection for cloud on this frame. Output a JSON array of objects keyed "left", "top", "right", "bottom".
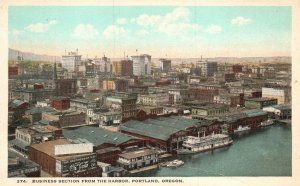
[
  {"left": 231, "top": 16, "right": 252, "bottom": 26},
  {"left": 206, "top": 25, "right": 222, "bottom": 34},
  {"left": 103, "top": 25, "right": 127, "bottom": 38},
  {"left": 136, "top": 29, "right": 149, "bottom": 36},
  {"left": 10, "top": 29, "right": 23, "bottom": 36},
  {"left": 25, "top": 20, "right": 58, "bottom": 33},
  {"left": 116, "top": 18, "right": 127, "bottom": 24},
  {"left": 132, "top": 7, "right": 201, "bottom": 37},
  {"left": 73, "top": 24, "right": 99, "bottom": 39},
  {"left": 135, "top": 14, "right": 162, "bottom": 27}
]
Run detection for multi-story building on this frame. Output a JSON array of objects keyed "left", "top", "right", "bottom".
[
  {"left": 168, "top": 85, "right": 189, "bottom": 104},
  {"left": 105, "top": 95, "right": 137, "bottom": 120},
  {"left": 188, "top": 87, "right": 219, "bottom": 103},
  {"left": 137, "top": 92, "right": 169, "bottom": 107},
  {"left": 244, "top": 98, "right": 278, "bottom": 109},
  {"left": 159, "top": 58, "right": 172, "bottom": 72},
  {"left": 196, "top": 61, "right": 218, "bottom": 77},
  {"left": 54, "top": 79, "right": 77, "bottom": 97},
  {"left": 28, "top": 139, "right": 100, "bottom": 177},
  {"left": 61, "top": 50, "right": 81, "bottom": 72},
  {"left": 121, "top": 59, "right": 133, "bottom": 76},
  {"left": 103, "top": 79, "right": 129, "bottom": 92},
  {"left": 51, "top": 97, "right": 70, "bottom": 110},
  {"left": 262, "top": 87, "right": 291, "bottom": 104},
  {"left": 263, "top": 104, "right": 291, "bottom": 120},
  {"left": 131, "top": 54, "right": 151, "bottom": 76},
  {"left": 232, "top": 64, "right": 243, "bottom": 73},
  {"left": 8, "top": 150, "right": 41, "bottom": 177},
  {"left": 85, "top": 61, "right": 97, "bottom": 77},
  {"left": 42, "top": 110, "right": 86, "bottom": 128},
  {"left": 117, "top": 148, "right": 158, "bottom": 171},
  {"left": 13, "top": 88, "right": 54, "bottom": 104},
  {"left": 213, "top": 94, "right": 242, "bottom": 107},
  {"left": 191, "top": 103, "right": 229, "bottom": 117},
  {"left": 112, "top": 61, "right": 122, "bottom": 76}
]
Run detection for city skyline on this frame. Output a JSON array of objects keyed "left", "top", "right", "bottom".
[{"left": 9, "top": 6, "right": 291, "bottom": 58}]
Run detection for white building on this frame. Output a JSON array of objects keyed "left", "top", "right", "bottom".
[
  {"left": 61, "top": 51, "right": 82, "bottom": 72},
  {"left": 262, "top": 87, "right": 290, "bottom": 104},
  {"left": 131, "top": 54, "right": 151, "bottom": 76},
  {"left": 92, "top": 56, "right": 111, "bottom": 73},
  {"left": 137, "top": 92, "right": 169, "bottom": 106},
  {"left": 159, "top": 58, "right": 171, "bottom": 72},
  {"left": 196, "top": 61, "right": 218, "bottom": 77}
]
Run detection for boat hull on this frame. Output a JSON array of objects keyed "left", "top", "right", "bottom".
[{"left": 177, "top": 140, "right": 233, "bottom": 155}]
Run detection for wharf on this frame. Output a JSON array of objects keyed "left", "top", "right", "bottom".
[
  {"left": 276, "top": 119, "right": 291, "bottom": 125},
  {"left": 128, "top": 164, "right": 159, "bottom": 175}
]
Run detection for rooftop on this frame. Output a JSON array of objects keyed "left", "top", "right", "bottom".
[
  {"left": 245, "top": 97, "right": 277, "bottom": 102},
  {"left": 29, "top": 139, "right": 94, "bottom": 160},
  {"left": 63, "top": 126, "right": 136, "bottom": 147},
  {"left": 121, "top": 116, "right": 200, "bottom": 141},
  {"left": 119, "top": 149, "right": 156, "bottom": 159}
]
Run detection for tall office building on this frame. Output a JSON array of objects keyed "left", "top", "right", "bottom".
[
  {"left": 159, "top": 58, "right": 172, "bottom": 72},
  {"left": 61, "top": 50, "right": 82, "bottom": 72},
  {"left": 131, "top": 54, "right": 151, "bottom": 76},
  {"left": 196, "top": 61, "right": 218, "bottom": 77}
]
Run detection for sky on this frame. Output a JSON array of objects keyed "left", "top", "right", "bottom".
[{"left": 8, "top": 6, "right": 291, "bottom": 58}]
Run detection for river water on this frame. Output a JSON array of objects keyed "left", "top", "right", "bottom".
[{"left": 140, "top": 124, "right": 291, "bottom": 177}]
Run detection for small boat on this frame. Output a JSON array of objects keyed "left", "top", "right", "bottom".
[
  {"left": 234, "top": 125, "right": 250, "bottom": 134},
  {"left": 177, "top": 133, "right": 233, "bottom": 155},
  {"left": 166, "top": 159, "right": 184, "bottom": 167},
  {"left": 260, "top": 119, "right": 274, "bottom": 127}
]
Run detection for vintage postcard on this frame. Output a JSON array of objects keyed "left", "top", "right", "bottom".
[{"left": 0, "top": 0, "right": 299, "bottom": 186}]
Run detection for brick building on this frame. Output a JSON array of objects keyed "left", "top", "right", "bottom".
[
  {"left": 51, "top": 97, "right": 70, "bottom": 110},
  {"left": 63, "top": 126, "right": 144, "bottom": 165},
  {"left": 121, "top": 59, "right": 133, "bottom": 76},
  {"left": 54, "top": 79, "right": 77, "bottom": 97},
  {"left": 28, "top": 139, "right": 101, "bottom": 177}
]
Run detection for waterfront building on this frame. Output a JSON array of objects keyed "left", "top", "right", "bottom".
[
  {"left": 263, "top": 104, "right": 291, "bottom": 120},
  {"left": 213, "top": 94, "right": 242, "bottom": 107},
  {"left": 244, "top": 98, "right": 278, "bottom": 109},
  {"left": 120, "top": 116, "right": 204, "bottom": 152},
  {"left": 63, "top": 126, "right": 143, "bottom": 165},
  {"left": 222, "top": 109, "right": 268, "bottom": 133},
  {"left": 28, "top": 139, "right": 101, "bottom": 177},
  {"left": 262, "top": 87, "right": 291, "bottom": 104},
  {"left": 131, "top": 54, "right": 151, "bottom": 76},
  {"left": 190, "top": 103, "right": 229, "bottom": 117},
  {"left": 61, "top": 50, "right": 82, "bottom": 72},
  {"left": 8, "top": 150, "right": 40, "bottom": 177},
  {"left": 117, "top": 148, "right": 158, "bottom": 171}
]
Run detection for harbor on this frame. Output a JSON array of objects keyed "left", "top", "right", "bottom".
[{"left": 139, "top": 124, "right": 291, "bottom": 177}]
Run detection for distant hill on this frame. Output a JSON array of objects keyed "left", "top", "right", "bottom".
[
  {"left": 9, "top": 48, "right": 290, "bottom": 65},
  {"left": 9, "top": 48, "right": 61, "bottom": 62}
]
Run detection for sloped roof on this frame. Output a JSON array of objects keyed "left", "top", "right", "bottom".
[
  {"left": 120, "top": 116, "right": 200, "bottom": 141},
  {"left": 63, "top": 126, "right": 136, "bottom": 147}
]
